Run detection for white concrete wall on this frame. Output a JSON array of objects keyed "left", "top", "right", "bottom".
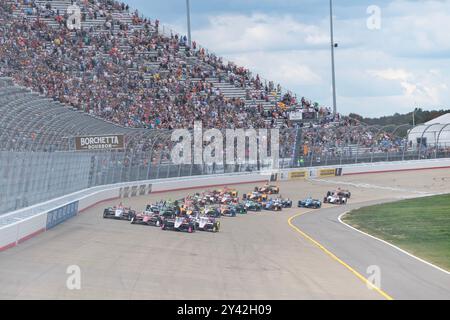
[{"left": 0, "top": 224, "right": 18, "bottom": 251}]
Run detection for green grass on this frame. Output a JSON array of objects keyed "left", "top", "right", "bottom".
[{"left": 343, "top": 194, "right": 450, "bottom": 271}]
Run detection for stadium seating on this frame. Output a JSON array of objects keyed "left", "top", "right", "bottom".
[
  {"left": 0, "top": 0, "right": 409, "bottom": 158},
  {"left": 1, "top": 0, "right": 328, "bottom": 133}
]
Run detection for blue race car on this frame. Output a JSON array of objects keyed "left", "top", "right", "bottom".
[
  {"left": 298, "top": 198, "right": 322, "bottom": 209},
  {"left": 264, "top": 199, "right": 283, "bottom": 211}
]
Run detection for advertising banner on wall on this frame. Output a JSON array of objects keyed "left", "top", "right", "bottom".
[
  {"left": 120, "top": 184, "right": 153, "bottom": 198},
  {"left": 46, "top": 201, "right": 79, "bottom": 230},
  {"left": 288, "top": 170, "right": 308, "bottom": 180},
  {"left": 319, "top": 168, "right": 343, "bottom": 177},
  {"left": 75, "top": 135, "right": 124, "bottom": 151}
]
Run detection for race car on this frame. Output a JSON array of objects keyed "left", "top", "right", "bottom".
[
  {"left": 298, "top": 198, "right": 322, "bottom": 209},
  {"left": 323, "top": 192, "right": 348, "bottom": 205},
  {"left": 131, "top": 211, "right": 162, "bottom": 226},
  {"left": 244, "top": 192, "right": 268, "bottom": 203},
  {"left": 244, "top": 200, "right": 262, "bottom": 212},
  {"left": 255, "top": 184, "right": 280, "bottom": 194},
  {"left": 103, "top": 205, "right": 136, "bottom": 221},
  {"left": 191, "top": 193, "right": 208, "bottom": 206},
  {"left": 220, "top": 205, "right": 237, "bottom": 217},
  {"left": 203, "top": 192, "right": 218, "bottom": 204},
  {"left": 326, "top": 189, "right": 351, "bottom": 199},
  {"left": 264, "top": 199, "right": 283, "bottom": 211},
  {"left": 203, "top": 206, "right": 221, "bottom": 218},
  {"left": 278, "top": 198, "right": 293, "bottom": 208},
  {"left": 215, "top": 188, "right": 238, "bottom": 198},
  {"left": 219, "top": 193, "right": 239, "bottom": 205},
  {"left": 194, "top": 215, "right": 220, "bottom": 233},
  {"left": 229, "top": 203, "right": 247, "bottom": 214},
  {"left": 160, "top": 212, "right": 196, "bottom": 233},
  {"left": 144, "top": 204, "right": 160, "bottom": 214}
]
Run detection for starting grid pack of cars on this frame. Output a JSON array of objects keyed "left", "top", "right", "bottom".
[{"left": 103, "top": 185, "right": 351, "bottom": 233}]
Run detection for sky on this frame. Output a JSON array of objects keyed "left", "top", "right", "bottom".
[{"left": 124, "top": 0, "right": 450, "bottom": 117}]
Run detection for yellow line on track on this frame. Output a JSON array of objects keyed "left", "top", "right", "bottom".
[{"left": 288, "top": 211, "right": 394, "bottom": 301}]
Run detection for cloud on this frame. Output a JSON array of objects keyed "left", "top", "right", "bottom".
[
  {"left": 368, "top": 68, "right": 413, "bottom": 82},
  {"left": 367, "top": 68, "right": 448, "bottom": 106},
  {"left": 193, "top": 13, "right": 329, "bottom": 54}
]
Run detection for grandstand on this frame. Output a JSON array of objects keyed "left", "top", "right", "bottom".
[{"left": 1, "top": 0, "right": 326, "bottom": 131}]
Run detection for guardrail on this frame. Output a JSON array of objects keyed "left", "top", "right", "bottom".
[{"left": 2, "top": 158, "right": 450, "bottom": 252}]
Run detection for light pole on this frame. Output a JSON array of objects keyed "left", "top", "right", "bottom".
[
  {"left": 186, "top": 0, "right": 192, "bottom": 47},
  {"left": 329, "top": 0, "right": 337, "bottom": 115}
]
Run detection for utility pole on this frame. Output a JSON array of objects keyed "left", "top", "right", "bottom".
[
  {"left": 329, "top": 0, "right": 337, "bottom": 115},
  {"left": 186, "top": 0, "right": 192, "bottom": 47}
]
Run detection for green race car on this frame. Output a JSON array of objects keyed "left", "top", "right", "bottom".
[
  {"left": 244, "top": 200, "right": 262, "bottom": 212},
  {"left": 230, "top": 203, "right": 248, "bottom": 214}
]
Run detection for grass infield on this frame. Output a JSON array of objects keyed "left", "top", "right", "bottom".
[{"left": 343, "top": 194, "right": 450, "bottom": 271}]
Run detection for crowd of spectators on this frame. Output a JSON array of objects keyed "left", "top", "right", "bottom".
[
  {"left": 0, "top": 0, "right": 409, "bottom": 162},
  {"left": 0, "top": 0, "right": 326, "bottom": 133}
]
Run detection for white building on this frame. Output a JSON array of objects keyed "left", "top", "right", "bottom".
[{"left": 408, "top": 113, "right": 450, "bottom": 148}]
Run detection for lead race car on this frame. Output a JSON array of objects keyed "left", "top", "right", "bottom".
[
  {"left": 103, "top": 204, "right": 136, "bottom": 221},
  {"left": 323, "top": 191, "right": 348, "bottom": 205},
  {"left": 255, "top": 184, "right": 280, "bottom": 195},
  {"left": 298, "top": 197, "right": 322, "bottom": 209},
  {"left": 326, "top": 189, "right": 351, "bottom": 199}
]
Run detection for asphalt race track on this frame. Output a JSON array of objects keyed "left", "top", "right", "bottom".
[
  {"left": 0, "top": 169, "right": 449, "bottom": 299},
  {"left": 293, "top": 202, "right": 450, "bottom": 300}
]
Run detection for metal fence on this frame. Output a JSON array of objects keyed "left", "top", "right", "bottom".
[{"left": 1, "top": 124, "right": 450, "bottom": 215}]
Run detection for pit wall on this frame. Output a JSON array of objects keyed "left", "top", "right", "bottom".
[{"left": 1, "top": 159, "right": 450, "bottom": 252}]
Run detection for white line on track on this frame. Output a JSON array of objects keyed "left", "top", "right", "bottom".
[
  {"left": 338, "top": 211, "right": 450, "bottom": 276},
  {"left": 309, "top": 178, "right": 432, "bottom": 195}
]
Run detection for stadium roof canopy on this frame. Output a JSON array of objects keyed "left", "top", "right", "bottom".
[
  {"left": 408, "top": 113, "right": 450, "bottom": 147},
  {"left": 425, "top": 113, "right": 450, "bottom": 125}
]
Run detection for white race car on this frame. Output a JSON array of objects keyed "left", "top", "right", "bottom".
[
  {"left": 103, "top": 205, "right": 136, "bottom": 220},
  {"left": 323, "top": 193, "right": 348, "bottom": 205}
]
